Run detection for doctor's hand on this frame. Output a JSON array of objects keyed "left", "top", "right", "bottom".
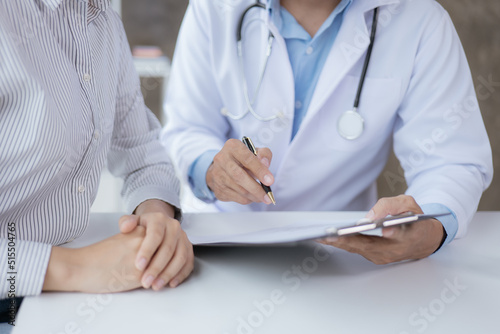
[
  {"left": 206, "top": 139, "right": 275, "bottom": 205},
  {"left": 119, "top": 199, "right": 194, "bottom": 291},
  {"left": 318, "top": 195, "right": 445, "bottom": 265}
]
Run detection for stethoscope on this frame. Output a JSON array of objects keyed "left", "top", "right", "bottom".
[{"left": 222, "top": 1, "right": 379, "bottom": 140}]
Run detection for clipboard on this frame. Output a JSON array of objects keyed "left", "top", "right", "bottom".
[
  {"left": 324, "top": 212, "right": 451, "bottom": 237},
  {"left": 184, "top": 212, "right": 451, "bottom": 246}
]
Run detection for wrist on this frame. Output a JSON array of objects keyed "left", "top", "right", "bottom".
[
  {"left": 206, "top": 163, "right": 215, "bottom": 192},
  {"left": 433, "top": 223, "right": 448, "bottom": 253},
  {"left": 427, "top": 219, "right": 446, "bottom": 254},
  {"left": 134, "top": 199, "right": 176, "bottom": 218},
  {"left": 42, "top": 247, "right": 81, "bottom": 292}
]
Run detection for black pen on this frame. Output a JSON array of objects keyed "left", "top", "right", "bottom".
[{"left": 242, "top": 136, "right": 276, "bottom": 205}]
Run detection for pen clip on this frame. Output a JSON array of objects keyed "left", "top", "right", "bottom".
[{"left": 242, "top": 136, "right": 258, "bottom": 155}]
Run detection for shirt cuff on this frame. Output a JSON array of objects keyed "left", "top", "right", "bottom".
[
  {"left": 125, "top": 185, "right": 182, "bottom": 220},
  {"left": 420, "top": 203, "right": 458, "bottom": 250},
  {"left": 0, "top": 239, "right": 52, "bottom": 297},
  {"left": 188, "top": 150, "right": 219, "bottom": 203}
]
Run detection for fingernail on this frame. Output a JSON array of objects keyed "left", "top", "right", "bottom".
[
  {"left": 263, "top": 195, "right": 272, "bottom": 204},
  {"left": 153, "top": 279, "right": 165, "bottom": 290},
  {"left": 170, "top": 279, "right": 179, "bottom": 288},
  {"left": 143, "top": 275, "right": 155, "bottom": 288},
  {"left": 120, "top": 217, "right": 132, "bottom": 226},
  {"left": 366, "top": 210, "right": 375, "bottom": 219},
  {"left": 261, "top": 158, "right": 270, "bottom": 168},
  {"left": 136, "top": 257, "right": 147, "bottom": 271},
  {"left": 263, "top": 174, "right": 272, "bottom": 185}
]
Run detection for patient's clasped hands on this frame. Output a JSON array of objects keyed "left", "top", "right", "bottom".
[{"left": 43, "top": 199, "right": 194, "bottom": 293}]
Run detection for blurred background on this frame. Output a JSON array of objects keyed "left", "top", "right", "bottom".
[{"left": 91, "top": 0, "right": 499, "bottom": 212}]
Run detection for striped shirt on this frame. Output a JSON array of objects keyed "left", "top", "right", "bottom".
[{"left": 0, "top": 0, "right": 180, "bottom": 297}]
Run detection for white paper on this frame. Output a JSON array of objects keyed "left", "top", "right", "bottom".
[{"left": 182, "top": 211, "right": 380, "bottom": 245}]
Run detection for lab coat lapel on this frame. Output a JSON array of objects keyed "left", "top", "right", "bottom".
[{"left": 303, "top": 0, "right": 400, "bottom": 126}]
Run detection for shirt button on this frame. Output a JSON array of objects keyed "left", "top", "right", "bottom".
[
  {"left": 83, "top": 73, "right": 91, "bottom": 82},
  {"left": 295, "top": 100, "right": 302, "bottom": 109},
  {"left": 306, "top": 46, "right": 314, "bottom": 55},
  {"left": 94, "top": 130, "right": 100, "bottom": 140},
  {"left": 78, "top": 185, "right": 86, "bottom": 193}
]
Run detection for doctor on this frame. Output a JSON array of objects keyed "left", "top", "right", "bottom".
[{"left": 162, "top": 0, "right": 493, "bottom": 263}]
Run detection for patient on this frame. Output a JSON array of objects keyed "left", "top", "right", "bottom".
[{"left": 0, "top": 0, "right": 193, "bottom": 324}]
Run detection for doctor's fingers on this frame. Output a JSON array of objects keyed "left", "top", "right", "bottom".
[
  {"left": 368, "top": 195, "right": 423, "bottom": 220},
  {"left": 227, "top": 140, "right": 274, "bottom": 187},
  {"left": 221, "top": 180, "right": 265, "bottom": 205},
  {"left": 208, "top": 163, "right": 263, "bottom": 204},
  {"left": 221, "top": 158, "right": 270, "bottom": 203},
  {"left": 327, "top": 221, "right": 442, "bottom": 264},
  {"left": 256, "top": 147, "right": 273, "bottom": 168},
  {"left": 323, "top": 233, "right": 413, "bottom": 265}
]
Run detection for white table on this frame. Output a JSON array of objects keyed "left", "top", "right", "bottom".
[{"left": 13, "top": 212, "right": 500, "bottom": 334}]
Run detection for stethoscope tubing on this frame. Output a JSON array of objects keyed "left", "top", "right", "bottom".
[
  {"left": 227, "top": 1, "right": 379, "bottom": 136},
  {"left": 236, "top": 1, "right": 266, "bottom": 42},
  {"left": 353, "top": 7, "right": 379, "bottom": 110}
]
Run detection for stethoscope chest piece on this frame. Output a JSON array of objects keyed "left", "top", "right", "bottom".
[
  {"left": 337, "top": 109, "right": 364, "bottom": 140},
  {"left": 335, "top": 6, "right": 379, "bottom": 141}
]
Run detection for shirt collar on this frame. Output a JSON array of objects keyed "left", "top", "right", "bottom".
[
  {"left": 267, "top": 0, "right": 282, "bottom": 30},
  {"left": 316, "top": 0, "right": 352, "bottom": 37},
  {"left": 268, "top": 0, "right": 353, "bottom": 40}
]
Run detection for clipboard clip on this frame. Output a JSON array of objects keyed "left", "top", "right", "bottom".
[{"left": 325, "top": 212, "right": 451, "bottom": 237}]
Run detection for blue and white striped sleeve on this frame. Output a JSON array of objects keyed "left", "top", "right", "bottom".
[{"left": 106, "top": 14, "right": 181, "bottom": 214}]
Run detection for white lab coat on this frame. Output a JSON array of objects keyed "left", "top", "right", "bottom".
[{"left": 162, "top": 0, "right": 493, "bottom": 239}]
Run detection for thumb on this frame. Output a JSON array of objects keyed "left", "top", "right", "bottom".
[
  {"left": 256, "top": 147, "right": 273, "bottom": 168},
  {"left": 119, "top": 215, "right": 140, "bottom": 233},
  {"left": 367, "top": 196, "right": 420, "bottom": 220}
]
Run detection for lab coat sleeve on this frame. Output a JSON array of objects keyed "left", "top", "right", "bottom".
[
  {"left": 161, "top": 2, "right": 230, "bottom": 187},
  {"left": 393, "top": 7, "right": 493, "bottom": 241}
]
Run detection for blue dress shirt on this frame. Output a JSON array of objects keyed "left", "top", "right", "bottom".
[{"left": 274, "top": 0, "right": 352, "bottom": 138}]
